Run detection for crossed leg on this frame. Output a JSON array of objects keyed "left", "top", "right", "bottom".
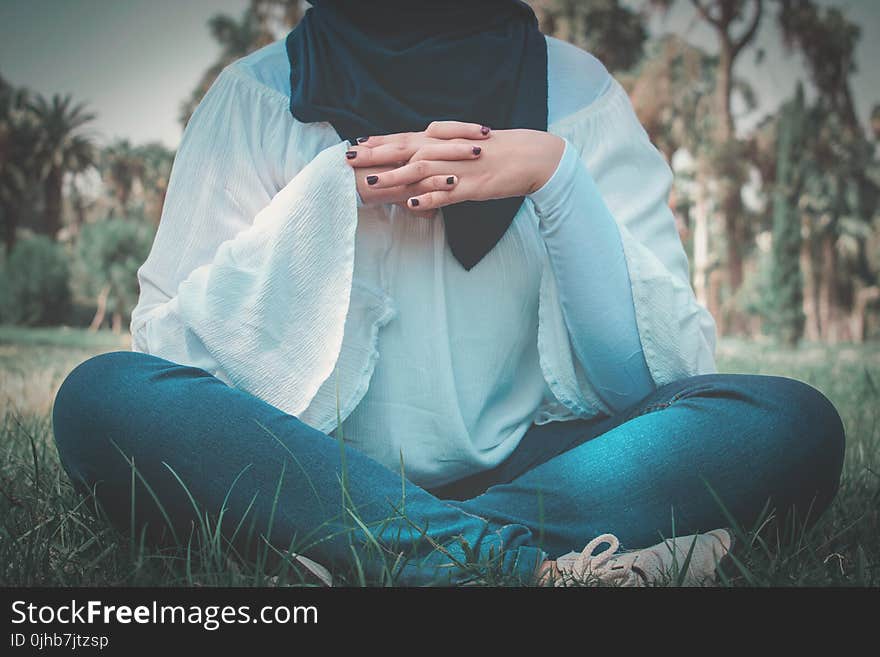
[{"left": 51, "top": 351, "right": 846, "bottom": 584}]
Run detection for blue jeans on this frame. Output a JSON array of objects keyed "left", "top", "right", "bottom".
[{"left": 51, "top": 350, "right": 846, "bottom": 585}]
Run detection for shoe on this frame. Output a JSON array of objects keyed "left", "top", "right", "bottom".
[{"left": 553, "top": 529, "right": 734, "bottom": 587}]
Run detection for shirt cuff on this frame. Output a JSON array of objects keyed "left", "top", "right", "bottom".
[
  {"left": 528, "top": 136, "right": 612, "bottom": 239},
  {"left": 527, "top": 137, "right": 579, "bottom": 220}
]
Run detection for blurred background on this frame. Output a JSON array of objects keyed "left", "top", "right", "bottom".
[
  {"left": 0, "top": 0, "right": 878, "bottom": 400},
  {"left": 1, "top": 0, "right": 878, "bottom": 588},
  {"left": 2, "top": 0, "right": 879, "bottom": 346}
]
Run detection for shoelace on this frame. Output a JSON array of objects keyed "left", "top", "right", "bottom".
[{"left": 558, "top": 533, "right": 646, "bottom": 587}]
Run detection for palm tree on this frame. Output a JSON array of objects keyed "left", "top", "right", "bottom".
[
  {"left": 28, "top": 93, "right": 97, "bottom": 240},
  {"left": 0, "top": 75, "right": 36, "bottom": 252},
  {"left": 137, "top": 141, "right": 175, "bottom": 225},
  {"left": 100, "top": 139, "right": 146, "bottom": 218}
]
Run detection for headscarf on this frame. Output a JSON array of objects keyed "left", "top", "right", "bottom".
[{"left": 285, "top": 0, "right": 547, "bottom": 270}]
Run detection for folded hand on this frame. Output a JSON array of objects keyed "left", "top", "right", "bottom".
[{"left": 345, "top": 121, "right": 564, "bottom": 216}]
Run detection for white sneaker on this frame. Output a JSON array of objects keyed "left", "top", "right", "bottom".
[{"left": 553, "top": 529, "right": 733, "bottom": 587}]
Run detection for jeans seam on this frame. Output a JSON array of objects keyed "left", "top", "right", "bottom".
[{"left": 626, "top": 388, "right": 691, "bottom": 421}]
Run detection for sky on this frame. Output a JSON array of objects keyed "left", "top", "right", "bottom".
[{"left": 0, "top": 0, "right": 877, "bottom": 150}]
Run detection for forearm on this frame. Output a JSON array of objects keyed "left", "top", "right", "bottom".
[{"left": 528, "top": 138, "right": 655, "bottom": 413}]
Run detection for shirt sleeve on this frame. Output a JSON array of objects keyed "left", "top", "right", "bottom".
[
  {"left": 532, "top": 78, "right": 717, "bottom": 420},
  {"left": 528, "top": 137, "right": 655, "bottom": 414},
  {"left": 129, "top": 63, "right": 360, "bottom": 419}
]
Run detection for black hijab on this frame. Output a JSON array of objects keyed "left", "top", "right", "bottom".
[{"left": 285, "top": 0, "right": 548, "bottom": 271}]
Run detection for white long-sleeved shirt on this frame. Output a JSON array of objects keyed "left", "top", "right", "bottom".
[{"left": 130, "top": 35, "right": 718, "bottom": 488}]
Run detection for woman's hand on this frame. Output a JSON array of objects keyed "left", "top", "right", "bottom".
[
  {"left": 353, "top": 125, "right": 566, "bottom": 212},
  {"left": 345, "top": 121, "right": 491, "bottom": 217}
]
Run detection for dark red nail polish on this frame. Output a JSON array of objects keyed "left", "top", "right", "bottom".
[
  {"left": 357, "top": 136, "right": 370, "bottom": 143},
  {"left": 366, "top": 175, "right": 379, "bottom": 185},
  {"left": 480, "top": 126, "right": 490, "bottom": 135},
  {"left": 346, "top": 150, "right": 357, "bottom": 159},
  {"left": 409, "top": 198, "right": 419, "bottom": 207},
  {"left": 472, "top": 146, "right": 482, "bottom": 155}
]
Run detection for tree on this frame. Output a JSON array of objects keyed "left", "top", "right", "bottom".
[
  {"left": 137, "top": 142, "right": 175, "bottom": 226},
  {"left": 28, "top": 93, "right": 97, "bottom": 240},
  {"left": 180, "top": 0, "right": 304, "bottom": 129},
  {"left": 685, "top": 0, "right": 764, "bottom": 335},
  {"left": 99, "top": 139, "right": 146, "bottom": 218},
  {"left": 762, "top": 82, "right": 808, "bottom": 345},
  {"left": 97, "top": 139, "right": 175, "bottom": 225},
  {"left": 871, "top": 104, "right": 880, "bottom": 141},
  {"left": 531, "top": 0, "right": 648, "bottom": 73},
  {"left": 0, "top": 234, "right": 71, "bottom": 326},
  {"left": 0, "top": 75, "right": 38, "bottom": 252},
  {"left": 777, "top": 0, "right": 879, "bottom": 342},
  {"left": 31, "top": 94, "right": 96, "bottom": 239},
  {"left": 627, "top": 36, "right": 724, "bottom": 319},
  {"left": 71, "top": 217, "right": 155, "bottom": 334}
]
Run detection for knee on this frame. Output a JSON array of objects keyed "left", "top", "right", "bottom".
[
  {"left": 51, "top": 351, "right": 154, "bottom": 480},
  {"left": 762, "top": 376, "right": 846, "bottom": 499},
  {"left": 53, "top": 351, "right": 145, "bottom": 427}
]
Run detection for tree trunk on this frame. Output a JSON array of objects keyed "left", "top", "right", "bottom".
[
  {"left": 1, "top": 201, "right": 17, "bottom": 253},
  {"left": 717, "top": 42, "right": 736, "bottom": 144},
  {"left": 43, "top": 166, "right": 64, "bottom": 239},
  {"left": 709, "top": 268, "right": 725, "bottom": 336},
  {"left": 715, "top": 41, "right": 746, "bottom": 334},
  {"left": 818, "top": 230, "right": 838, "bottom": 343},
  {"left": 112, "top": 311, "right": 122, "bottom": 335},
  {"left": 71, "top": 192, "right": 86, "bottom": 238},
  {"left": 800, "top": 216, "right": 820, "bottom": 341},
  {"left": 89, "top": 284, "right": 110, "bottom": 332},
  {"left": 692, "top": 176, "right": 710, "bottom": 309},
  {"left": 150, "top": 183, "right": 168, "bottom": 226},
  {"left": 850, "top": 286, "right": 880, "bottom": 343}
]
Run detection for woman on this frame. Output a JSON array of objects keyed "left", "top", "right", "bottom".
[{"left": 51, "top": 1, "right": 846, "bottom": 587}]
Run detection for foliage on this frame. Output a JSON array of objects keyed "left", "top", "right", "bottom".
[
  {"left": 0, "top": 76, "right": 97, "bottom": 249},
  {"left": 0, "top": 235, "right": 72, "bottom": 326},
  {"left": 70, "top": 217, "right": 155, "bottom": 321},
  {"left": 179, "top": 0, "right": 304, "bottom": 129},
  {"left": 627, "top": 35, "right": 719, "bottom": 161},
  {"left": 777, "top": 0, "right": 860, "bottom": 126},
  {"left": 774, "top": 0, "right": 880, "bottom": 342},
  {"left": 532, "top": 0, "right": 647, "bottom": 72},
  {"left": 0, "top": 75, "right": 40, "bottom": 252},
  {"left": 757, "top": 83, "right": 808, "bottom": 345},
  {"left": 2, "top": 0, "right": 879, "bottom": 346},
  {"left": 27, "top": 93, "right": 98, "bottom": 239}
]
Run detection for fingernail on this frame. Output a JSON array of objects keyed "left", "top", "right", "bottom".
[
  {"left": 480, "top": 126, "right": 490, "bottom": 135},
  {"left": 446, "top": 176, "right": 455, "bottom": 185},
  {"left": 356, "top": 136, "right": 370, "bottom": 143},
  {"left": 366, "top": 175, "right": 379, "bottom": 185},
  {"left": 346, "top": 150, "right": 357, "bottom": 159},
  {"left": 409, "top": 198, "right": 420, "bottom": 207},
  {"left": 472, "top": 146, "right": 482, "bottom": 155}
]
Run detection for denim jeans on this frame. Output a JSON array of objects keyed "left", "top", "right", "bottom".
[{"left": 51, "top": 350, "right": 846, "bottom": 585}]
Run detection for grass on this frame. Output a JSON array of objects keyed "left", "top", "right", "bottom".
[{"left": 1, "top": 325, "right": 877, "bottom": 587}]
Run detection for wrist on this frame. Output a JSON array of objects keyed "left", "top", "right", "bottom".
[{"left": 527, "top": 132, "right": 566, "bottom": 195}]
